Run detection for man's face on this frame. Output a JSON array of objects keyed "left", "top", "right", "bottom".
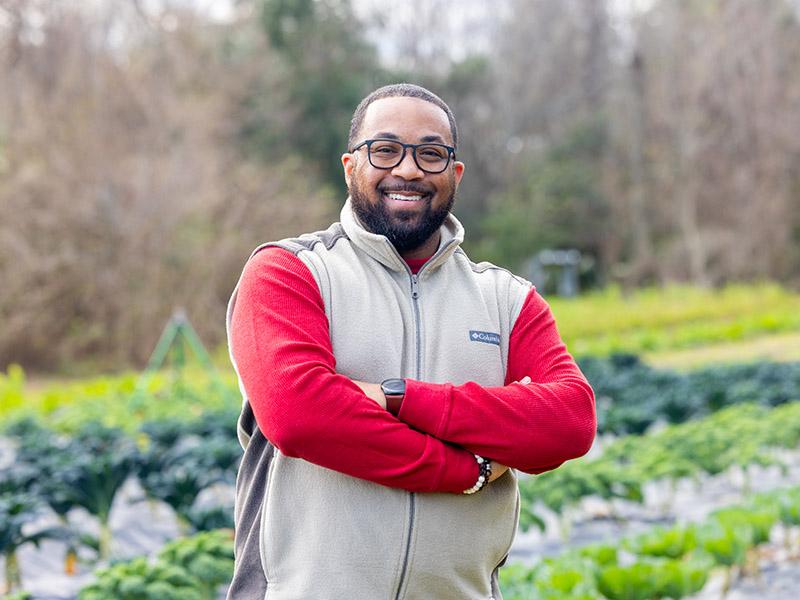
[{"left": 341, "top": 96, "right": 465, "bottom": 254}]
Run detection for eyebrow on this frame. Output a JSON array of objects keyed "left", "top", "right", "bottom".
[
  {"left": 420, "top": 134, "right": 446, "bottom": 144},
  {"left": 373, "top": 132, "right": 448, "bottom": 144}
]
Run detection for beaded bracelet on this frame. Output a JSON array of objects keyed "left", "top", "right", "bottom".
[{"left": 462, "top": 454, "right": 492, "bottom": 494}]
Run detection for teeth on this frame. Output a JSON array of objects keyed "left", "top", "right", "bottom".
[{"left": 386, "top": 193, "right": 423, "bottom": 201}]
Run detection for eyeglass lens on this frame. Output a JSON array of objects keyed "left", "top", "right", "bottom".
[{"left": 368, "top": 140, "right": 450, "bottom": 173}]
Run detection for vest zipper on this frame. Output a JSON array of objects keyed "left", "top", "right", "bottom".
[
  {"left": 394, "top": 492, "right": 415, "bottom": 600},
  {"left": 394, "top": 272, "right": 421, "bottom": 600},
  {"left": 410, "top": 274, "right": 421, "bottom": 377}
]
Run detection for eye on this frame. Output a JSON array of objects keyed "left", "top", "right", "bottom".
[
  {"left": 372, "top": 142, "right": 401, "bottom": 155},
  {"left": 418, "top": 145, "right": 447, "bottom": 161}
]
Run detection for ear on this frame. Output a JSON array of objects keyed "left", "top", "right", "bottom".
[
  {"left": 453, "top": 160, "right": 465, "bottom": 186},
  {"left": 341, "top": 153, "right": 355, "bottom": 187}
]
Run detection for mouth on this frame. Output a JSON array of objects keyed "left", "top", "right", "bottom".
[{"left": 381, "top": 190, "right": 430, "bottom": 203}]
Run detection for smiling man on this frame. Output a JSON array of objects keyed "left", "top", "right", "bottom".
[
  {"left": 226, "top": 84, "right": 597, "bottom": 600},
  {"left": 345, "top": 94, "right": 464, "bottom": 260}
]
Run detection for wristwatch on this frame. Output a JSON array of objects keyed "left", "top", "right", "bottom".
[{"left": 380, "top": 378, "right": 405, "bottom": 416}]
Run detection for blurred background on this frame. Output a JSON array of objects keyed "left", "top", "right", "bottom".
[
  {"left": 2, "top": 1, "right": 800, "bottom": 599},
  {"left": 2, "top": 0, "right": 799, "bottom": 374}
]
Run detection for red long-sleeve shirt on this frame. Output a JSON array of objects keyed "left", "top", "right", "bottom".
[{"left": 230, "top": 247, "right": 596, "bottom": 494}]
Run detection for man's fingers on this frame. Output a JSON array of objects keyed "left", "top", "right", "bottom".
[{"left": 488, "top": 461, "right": 510, "bottom": 482}]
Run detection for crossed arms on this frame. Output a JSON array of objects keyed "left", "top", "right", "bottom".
[{"left": 229, "top": 247, "right": 596, "bottom": 494}]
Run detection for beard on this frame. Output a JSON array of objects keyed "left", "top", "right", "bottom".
[{"left": 349, "top": 174, "right": 456, "bottom": 254}]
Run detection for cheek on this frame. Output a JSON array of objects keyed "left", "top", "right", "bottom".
[{"left": 356, "top": 169, "right": 382, "bottom": 192}]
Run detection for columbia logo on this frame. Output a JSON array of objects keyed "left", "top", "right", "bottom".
[{"left": 469, "top": 330, "right": 501, "bottom": 346}]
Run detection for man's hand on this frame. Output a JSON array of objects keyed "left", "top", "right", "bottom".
[
  {"left": 353, "top": 380, "right": 386, "bottom": 409},
  {"left": 488, "top": 461, "right": 509, "bottom": 482}
]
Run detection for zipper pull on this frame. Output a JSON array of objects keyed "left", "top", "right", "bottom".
[{"left": 410, "top": 274, "right": 420, "bottom": 299}]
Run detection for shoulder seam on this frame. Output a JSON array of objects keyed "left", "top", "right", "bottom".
[
  {"left": 260, "top": 223, "right": 348, "bottom": 256},
  {"left": 455, "top": 248, "right": 532, "bottom": 289}
]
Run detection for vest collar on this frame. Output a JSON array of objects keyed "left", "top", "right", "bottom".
[{"left": 340, "top": 197, "right": 465, "bottom": 275}]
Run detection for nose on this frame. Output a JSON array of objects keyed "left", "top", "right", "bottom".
[{"left": 390, "top": 148, "right": 424, "bottom": 180}]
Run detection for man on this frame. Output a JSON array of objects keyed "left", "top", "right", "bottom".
[{"left": 226, "top": 83, "right": 596, "bottom": 599}]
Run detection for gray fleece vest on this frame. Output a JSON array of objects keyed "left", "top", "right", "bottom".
[{"left": 226, "top": 200, "right": 533, "bottom": 600}]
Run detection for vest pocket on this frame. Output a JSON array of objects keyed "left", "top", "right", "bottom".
[
  {"left": 403, "top": 469, "right": 519, "bottom": 599},
  {"left": 259, "top": 452, "right": 409, "bottom": 599}
]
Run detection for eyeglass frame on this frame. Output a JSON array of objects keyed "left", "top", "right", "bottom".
[{"left": 349, "top": 138, "right": 457, "bottom": 174}]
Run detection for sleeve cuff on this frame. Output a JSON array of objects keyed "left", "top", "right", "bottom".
[
  {"left": 437, "top": 446, "right": 481, "bottom": 494},
  {"left": 399, "top": 379, "right": 453, "bottom": 438}
]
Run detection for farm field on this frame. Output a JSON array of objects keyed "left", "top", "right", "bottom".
[
  {"left": 7, "top": 1, "right": 800, "bottom": 598},
  {"left": 547, "top": 283, "right": 800, "bottom": 358},
  {"left": 3, "top": 363, "right": 799, "bottom": 599},
  {"left": 645, "top": 331, "right": 800, "bottom": 370},
  {"left": 2, "top": 283, "right": 799, "bottom": 600}
]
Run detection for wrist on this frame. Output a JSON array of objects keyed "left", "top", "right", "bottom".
[
  {"left": 380, "top": 378, "right": 405, "bottom": 416},
  {"left": 462, "top": 454, "right": 492, "bottom": 494}
]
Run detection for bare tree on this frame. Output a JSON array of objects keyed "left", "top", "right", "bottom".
[{"left": 0, "top": 1, "right": 334, "bottom": 371}]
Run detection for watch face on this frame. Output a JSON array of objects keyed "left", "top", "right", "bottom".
[{"left": 382, "top": 378, "right": 406, "bottom": 396}]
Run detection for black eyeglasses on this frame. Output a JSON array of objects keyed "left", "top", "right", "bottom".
[{"left": 349, "top": 138, "right": 456, "bottom": 174}]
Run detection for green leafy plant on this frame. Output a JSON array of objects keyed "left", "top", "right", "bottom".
[
  {"left": 1, "top": 591, "right": 32, "bottom": 600},
  {"left": 711, "top": 506, "right": 777, "bottom": 547},
  {"left": 579, "top": 354, "right": 800, "bottom": 436},
  {"left": 654, "top": 557, "right": 711, "bottom": 599},
  {"left": 501, "top": 557, "right": 602, "bottom": 600},
  {"left": 158, "top": 530, "right": 234, "bottom": 598},
  {"left": 138, "top": 432, "right": 237, "bottom": 533},
  {"left": 78, "top": 529, "right": 234, "bottom": 600},
  {"left": 503, "top": 486, "right": 795, "bottom": 600},
  {"left": 60, "top": 423, "right": 141, "bottom": 559},
  {"left": 626, "top": 526, "right": 697, "bottom": 560},
  {"left": 0, "top": 491, "right": 63, "bottom": 594},
  {"left": 573, "top": 544, "right": 618, "bottom": 567},
  {"left": 519, "top": 401, "right": 800, "bottom": 533},
  {"left": 596, "top": 562, "right": 659, "bottom": 600},
  {"left": 77, "top": 557, "right": 205, "bottom": 600}
]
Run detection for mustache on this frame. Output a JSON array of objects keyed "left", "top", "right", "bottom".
[{"left": 377, "top": 183, "right": 433, "bottom": 195}]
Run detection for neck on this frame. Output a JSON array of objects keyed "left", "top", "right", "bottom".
[{"left": 399, "top": 231, "right": 440, "bottom": 260}]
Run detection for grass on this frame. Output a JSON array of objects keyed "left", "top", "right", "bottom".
[
  {"left": 547, "top": 283, "right": 800, "bottom": 358},
  {"left": 645, "top": 331, "right": 800, "bottom": 370}
]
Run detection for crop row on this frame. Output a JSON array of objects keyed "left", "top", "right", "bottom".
[
  {"left": 549, "top": 283, "right": 800, "bottom": 355},
  {"left": 0, "top": 364, "right": 240, "bottom": 428},
  {"left": 0, "top": 414, "right": 240, "bottom": 594},
  {"left": 3, "top": 529, "right": 236, "bottom": 599},
  {"left": 565, "top": 310, "right": 800, "bottom": 357},
  {"left": 3, "top": 401, "right": 797, "bottom": 592},
  {"left": 519, "top": 401, "right": 800, "bottom": 534},
  {"left": 10, "top": 483, "right": 800, "bottom": 600},
  {"left": 501, "top": 485, "right": 800, "bottom": 600},
  {"left": 580, "top": 353, "right": 800, "bottom": 434},
  {"left": 3, "top": 355, "right": 799, "bottom": 439}
]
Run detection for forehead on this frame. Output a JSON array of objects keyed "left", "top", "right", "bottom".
[{"left": 360, "top": 96, "right": 452, "bottom": 144}]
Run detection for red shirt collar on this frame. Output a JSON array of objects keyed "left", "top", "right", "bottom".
[{"left": 404, "top": 256, "right": 432, "bottom": 274}]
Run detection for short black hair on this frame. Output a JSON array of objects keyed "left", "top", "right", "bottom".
[{"left": 348, "top": 83, "right": 458, "bottom": 151}]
